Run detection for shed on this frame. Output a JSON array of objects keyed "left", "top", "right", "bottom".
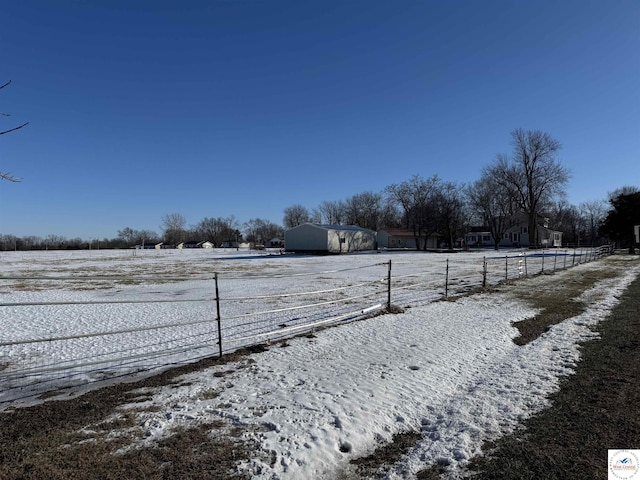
[{"left": 285, "top": 224, "right": 376, "bottom": 254}]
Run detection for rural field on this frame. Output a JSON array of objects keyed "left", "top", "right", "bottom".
[{"left": 0, "top": 248, "right": 638, "bottom": 479}]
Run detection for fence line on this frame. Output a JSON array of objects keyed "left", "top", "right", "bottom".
[{"left": 0, "top": 246, "right": 611, "bottom": 407}]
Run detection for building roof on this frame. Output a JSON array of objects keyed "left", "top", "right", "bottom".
[{"left": 290, "top": 223, "right": 375, "bottom": 233}]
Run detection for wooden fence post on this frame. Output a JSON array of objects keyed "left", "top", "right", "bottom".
[
  {"left": 445, "top": 259, "right": 449, "bottom": 298},
  {"left": 482, "top": 256, "right": 487, "bottom": 288}
]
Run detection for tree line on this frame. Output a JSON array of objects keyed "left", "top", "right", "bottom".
[
  {"left": 2, "top": 127, "right": 638, "bottom": 251},
  {"left": 282, "top": 129, "right": 638, "bottom": 250}
]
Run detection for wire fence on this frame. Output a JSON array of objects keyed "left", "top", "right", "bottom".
[{"left": 0, "top": 246, "right": 612, "bottom": 407}]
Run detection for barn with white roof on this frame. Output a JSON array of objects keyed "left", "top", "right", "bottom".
[{"left": 284, "top": 223, "right": 377, "bottom": 254}]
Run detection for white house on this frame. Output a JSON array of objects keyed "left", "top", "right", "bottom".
[
  {"left": 377, "top": 228, "right": 439, "bottom": 250},
  {"left": 466, "top": 221, "right": 563, "bottom": 248},
  {"left": 284, "top": 224, "right": 377, "bottom": 254}
]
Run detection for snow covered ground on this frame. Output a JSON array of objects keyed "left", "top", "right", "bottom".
[{"left": 1, "top": 248, "right": 637, "bottom": 478}]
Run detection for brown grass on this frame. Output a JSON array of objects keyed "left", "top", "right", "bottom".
[
  {"left": 458, "top": 261, "right": 640, "bottom": 479},
  {"left": 0, "top": 350, "right": 260, "bottom": 480}
]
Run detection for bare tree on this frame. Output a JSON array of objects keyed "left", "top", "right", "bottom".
[
  {"left": 436, "top": 181, "right": 468, "bottom": 250},
  {"left": 283, "top": 204, "right": 311, "bottom": 229},
  {"left": 489, "top": 129, "right": 569, "bottom": 247},
  {"left": 343, "top": 191, "right": 384, "bottom": 230},
  {"left": 580, "top": 200, "right": 607, "bottom": 246},
  {"left": 313, "top": 200, "right": 345, "bottom": 225},
  {"left": 161, "top": 213, "right": 187, "bottom": 245},
  {"left": 243, "top": 218, "right": 283, "bottom": 245},
  {"left": 385, "top": 174, "right": 441, "bottom": 250},
  {"left": 548, "top": 201, "right": 584, "bottom": 246},
  {"left": 1, "top": 80, "right": 29, "bottom": 182},
  {"left": 468, "top": 172, "right": 518, "bottom": 250}
]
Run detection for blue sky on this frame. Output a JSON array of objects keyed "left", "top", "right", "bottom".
[{"left": 1, "top": 0, "right": 638, "bottom": 239}]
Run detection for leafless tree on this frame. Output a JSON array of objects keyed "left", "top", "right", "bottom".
[
  {"left": 436, "top": 181, "right": 468, "bottom": 250},
  {"left": 283, "top": 204, "right": 311, "bottom": 229},
  {"left": 343, "top": 191, "right": 385, "bottom": 231},
  {"left": 385, "top": 174, "right": 442, "bottom": 250},
  {"left": 161, "top": 213, "right": 187, "bottom": 245},
  {"left": 489, "top": 129, "right": 569, "bottom": 247},
  {"left": 1, "top": 80, "right": 29, "bottom": 182},
  {"left": 243, "top": 218, "right": 283, "bottom": 244},
  {"left": 313, "top": 200, "right": 346, "bottom": 225},
  {"left": 580, "top": 200, "right": 607, "bottom": 245},
  {"left": 468, "top": 172, "right": 519, "bottom": 250},
  {"left": 193, "top": 216, "right": 240, "bottom": 246}
]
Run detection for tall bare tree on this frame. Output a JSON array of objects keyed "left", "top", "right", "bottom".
[
  {"left": 489, "top": 129, "right": 569, "bottom": 247},
  {"left": 1, "top": 80, "right": 29, "bottom": 182}
]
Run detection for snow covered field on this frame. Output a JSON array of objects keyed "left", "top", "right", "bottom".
[{"left": 1, "top": 248, "right": 635, "bottom": 478}]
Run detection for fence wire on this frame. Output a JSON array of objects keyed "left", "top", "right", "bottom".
[{"left": 0, "top": 246, "right": 610, "bottom": 407}]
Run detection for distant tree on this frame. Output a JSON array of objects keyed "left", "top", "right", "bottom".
[
  {"left": 313, "top": 200, "right": 346, "bottom": 225},
  {"left": 385, "top": 174, "right": 441, "bottom": 250},
  {"left": 488, "top": 129, "right": 569, "bottom": 248},
  {"left": 468, "top": 172, "right": 519, "bottom": 250},
  {"left": 283, "top": 204, "right": 311, "bottom": 229},
  {"left": 193, "top": 216, "right": 240, "bottom": 246},
  {"left": 117, "top": 227, "right": 137, "bottom": 246},
  {"left": 600, "top": 189, "right": 640, "bottom": 253},
  {"left": 243, "top": 218, "right": 283, "bottom": 245},
  {"left": 161, "top": 213, "right": 187, "bottom": 245},
  {"left": 343, "top": 191, "right": 385, "bottom": 230},
  {"left": 548, "top": 201, "right": 584, "bottom": 246},
  {"left": 435, "top": 181, "right": 468, "bottom": 250},
  {"left": 579, "top": 200, "right": 607, "bottom": 246},
  {"left": 1, "top": 80, "right": 29, "bottom": 182}
]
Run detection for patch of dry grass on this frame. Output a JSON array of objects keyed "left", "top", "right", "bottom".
[
  {"left": 458, "top": 262, "right": 640, "bottom": 479},
  {"left": 0, "top": 350, "right": 260, "bottom": 480}
]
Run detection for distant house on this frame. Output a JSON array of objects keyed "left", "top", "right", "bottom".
[
  {"left": 285, "top": 224, "right": 376, "bottom": 254},
  {"left": 177, "top": 241, "right": 200, "bottom": 249},
  {"left": 377, "top": 228, "right": 439, "bottom": 250},
  {"left": 266, "top": 237, "right": 283, "bottom": 248},
  {"left": 177, "top": 240, "right": 215, "bottom": 249},
  {"left": 466, "top": 220, "right": 563, "bottom": 248},
  {"left": 135, "top": 242, "right": 166, "bottom": 250}
]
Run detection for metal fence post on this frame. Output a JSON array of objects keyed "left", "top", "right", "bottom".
[
  {"left": 553, "top": 250, "right": 557, "bottom": 272},
  {"left": 214, "top": 272, "right": 222, "bottom": 358},
  {"left": 445, "top": 259, "right": 449, "bottom": 298},
  {"left": 387, "top": 260, "right": 392, "bottom": 310},
  {"left": 541, "top": 250, "right": 545, "bottom": 273}
]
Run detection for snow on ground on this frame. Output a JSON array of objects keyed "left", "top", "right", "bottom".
[
  {"left": 110, "top": 256, "right": 637, "bottom": 479},
  {"left": 1, "top": 249, "right": 637, "bottom": 479}
]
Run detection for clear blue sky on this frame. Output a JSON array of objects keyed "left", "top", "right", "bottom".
[{"left": 1, "top": 0, "right": 638, "bottom": 239}]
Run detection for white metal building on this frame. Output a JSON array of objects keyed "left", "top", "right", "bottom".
[{"left": 284, "top": 224, "right": 377, "bottom": 254}]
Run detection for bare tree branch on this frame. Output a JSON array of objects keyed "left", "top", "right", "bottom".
[{"left": 0, "top": 122, "right": 29, "bottom": 136}]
